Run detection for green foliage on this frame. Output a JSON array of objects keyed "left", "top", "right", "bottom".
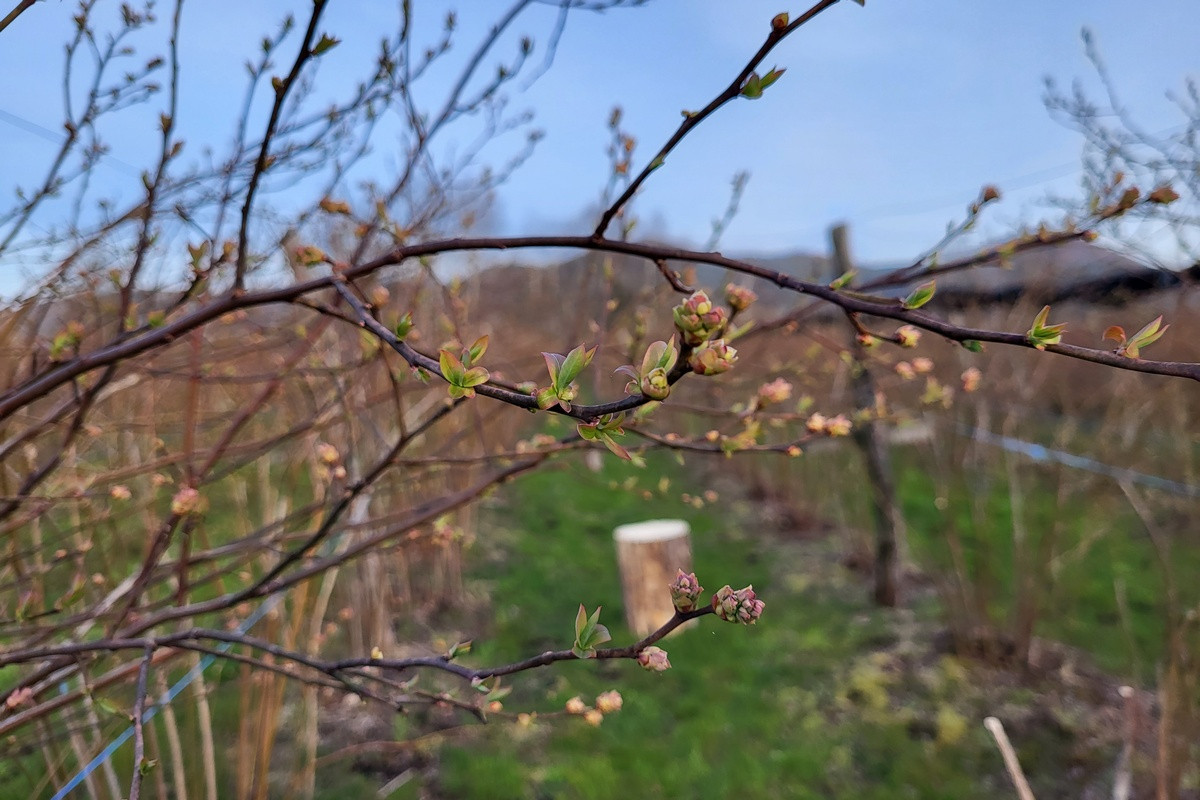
[
  {"left": 901, "top": 280, "right": 936, "bottom": 310},
  {"left": 537, "top": 343, "right": 596, "bottom": 411},
  {"left": 572, "top": 604, "right": 612, "bottom": 658},
  {"left": 439, "top": 335, "right": 491, "bottom": 399},
  {"left": 740, "top": 67, "right": 785, "bottom": 99},
  {"left": 439, "top": 455, "right": 1034, "bottom": 798},
  {"left": 1104, "top": 315, "right": 1168, "bottom": 358},
  {"left": 1026, "top": 305, "right": 1066, "bottom": 349}
]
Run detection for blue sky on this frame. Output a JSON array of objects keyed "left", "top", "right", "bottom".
[{"left": 2, "top": 0, "right": 1197, "bottom": 280}]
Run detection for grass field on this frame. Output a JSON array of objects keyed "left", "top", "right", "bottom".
[{"left": 428, "top": 448, "right": 1153, "bottom": 799}]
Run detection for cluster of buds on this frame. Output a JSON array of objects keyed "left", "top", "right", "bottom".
[
  {"left": 566, "top": 691, "right": 624, "bottom": 726},
  {"left": 712, "top": 585, "right": 765, "bottom": 625},
  {"left": 314, "top": 441, "right": 347, "bottom": 481},
  {"left": 170, "top": 486, "right": 202, "bottom": 516},
  {"left": 756, "top": 378, "right": 793, "bottom": 407},
  {"left": 724, "top": 284, "right": 757, "bottom": 313},
  {"left": 895, "top": 325, "right": 921, "bottom": 348},
  {"left": 894, "top": 357, "right": 933, "bottom": 381},
  {"left": 689, "top": 339, "right": 737, "bottom": 376},
  {"left": 805, "top": 412, "right": 852, "bottom": 437},
  {"left": 673, "top": 290, "right": 727, "bottom": 345},
  {"left": 637, "top": 646, "right": 671, "bottom": 672},
  {"left": 668, "top": 570, "right": 704, "bottom": 612}
]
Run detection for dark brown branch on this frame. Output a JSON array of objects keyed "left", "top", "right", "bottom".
[
  {"left": 0, "top": 0, "right": 36, "bottom": 35},
  {"left": 234, "top": 0, "right": 330, "bottom": 291},
  {"left": 592, "top": 0, "right": 841, "bottom": 237},
  {"left": 127, "top": 646, "right": 152, "bottom": 800}
]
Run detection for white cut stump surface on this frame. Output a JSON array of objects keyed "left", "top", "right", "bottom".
[{"left": 613, "top": 519, "right": 693, "bottom": 637}]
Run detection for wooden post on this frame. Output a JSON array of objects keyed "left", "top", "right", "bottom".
[
  {"left": 829, "top": 224, "right": 907, "bottom": 607},
  {"left": 613, "top": 519, "right": 693, "bottom": 637}
]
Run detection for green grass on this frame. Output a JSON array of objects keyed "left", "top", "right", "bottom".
[{"left": 433, "top": 452, "right": 1044, "bottom": 799}]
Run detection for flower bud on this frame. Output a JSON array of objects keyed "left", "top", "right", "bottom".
[
  {"left": 712, "top": 584, "right": 765, "bottom": 625},
  {"left": 583, "top": 709, "right": 604, "bottom": 727},
  {"left": 673, "top": 291, "right": 727, "bottom": 345},
  {"left": 961, "top": 366, "right": 982, "bottom": 393},
  {"left": 640, "top": 367, "right": 671, "bottom": 400},
  {"left": 595, "top": 690, "right": 623, "bottom": 714},
  {"left": 911, "top": 357, "right": 934, "bottom": 374},
  {"left": 724, "top": 284, "right": 757, "bottom": 312},
  {"left": 805, "top": 413, "right": 827, "bottom": 434},
  {"left": 894, "top": 361, "right": 916, "bottom": 380},
  {"left": 170, "top": 486, "right": 201, "bottom": 516},
  {"left": 824, "top": 414, "right": 852, "bottom": 437},
  {"left": 689, "top": 339, "right": 737, "bottom": 376},
  {"left": 637, "top": 646, "right": 671, "bottom": 672},
  {"left": 668, "top": 570, "right": 704, "bottom": 612},
  {"left": 565, "top": 696, "right": 587, "bottom": 715},
  {"left": 316, "top": 442, "right": 340, "bottom": 465},
  {"left": 896, "top": 325, "right": 921, "bottom": 348},
  {"left": 756, "top": 378, "right": 792, "bottom": 406}
]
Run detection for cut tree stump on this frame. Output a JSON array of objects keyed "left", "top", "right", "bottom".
[{"left": 613, "top": 519, "right": 693, "bottom": 637}]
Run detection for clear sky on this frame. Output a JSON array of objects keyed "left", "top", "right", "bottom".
[{"left": 2, "top": 0, "right": 1197, "bottom": 281}]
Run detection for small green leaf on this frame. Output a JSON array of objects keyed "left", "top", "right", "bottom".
[
  {"left": 600, "top": 432, "right": 631, "bottom": 461},
  {"left": 393, "top": 312, "right": 414, "bottom": 340},
  {"left": 460, "top": 366, "right": 490, "bottom": 388},
  {"left": 557, "top": 343, "right": 596, "bottom": 390},
  {"left": 901, "top": 280, "right": 936, "bottom": 310},
  {"left": 829, "top": 269, "right": 857, "bottom": 290},
  {"left": 1121, "top": 315, "right": 1168, "bottom": 358},
  {"left": 1026, "top": 305, "right": 1067, "bottom": 350},
  {"left": 541, "top": 351, "right": 564, "bottom": 386},
  {"left": 439, "top": 349, "right": 465, "bottom": 382},
  {"left": 962, "top": 340, "right": 984, "bottom": 353},
  {"left": 312, "top": 33, "right": 340, "bottom": 56},
  {"left": 466, "top": 335, "right": 489, "bottom": 366},
  {"left": 574, "top": 604, "right": 588, "bottom": 640}
]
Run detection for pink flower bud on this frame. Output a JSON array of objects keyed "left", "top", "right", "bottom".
[
  {"left": 824, "top": 414, "right": 852, "bottom": 437},
  {"left": 711, "top": 585, "right": 765, "bottom": 625},
  {"left": 805, "top": 412, "right": 827, "bottom": 433},
  {"left": 170, "top": 486, "right": 201, "bottom": 516},
  {"left": 896, "top": 325, "right": 921, "bottom": 348},
  {"left": 757, "top": 378, "right": 792, "bottom": 406},
  {"left": 637, "top": 646, "right": 671, "bottom": 672},
  {"left": 724, "top": 284, "right": 757, "bottom": 312},
  {"left": 565, "top": 696, "right": 587, "bottom": 715},
  {"left": 668, "top": 570, "right": 704, "bottom": 612},
  {"left": 911, "top": 357, "right": 934, "bottom": 374},
  {"left": 583, "top": 709, "right": 604, "bottom": 727},
  {"left": 316, "top": 442, "right": 340, "bottom": 464},
  {"left": 894, "top": 361, "right": 916, "bottom": 380},
  {"left": 673, "top": 291, "right": 728, "bottom": 345},
  {"left": 961, "top": 366, "right": 982, "bottom": 393},
  {"left": 689, "top": 340, "right": 737, "bottom": 376},
  {"left": 595, "top": 690, "right": 623, "bottom": 714},
  {"left": 640, "top": 367, "right": 671, "bottom": 400}
]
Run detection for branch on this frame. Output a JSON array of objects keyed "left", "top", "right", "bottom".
[
  {"left": 592, "top": 0, "right": 841, "bottom": 237},
  {"left": 3, "top": 232, "right": 1198, "bottom": 427},
  {"left": 234, "top": 0, "right": 330, "bottom": 291},
  {"left": 0, "top": 0, "right": 36, "bottom": 35}
]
